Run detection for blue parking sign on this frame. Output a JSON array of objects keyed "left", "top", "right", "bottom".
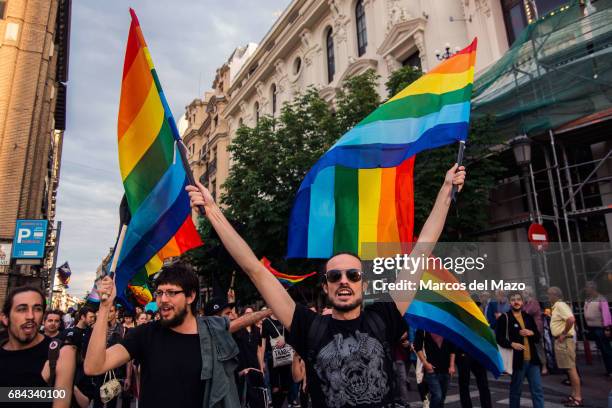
[{"left": 12, "top": 219, "right": 49, "bottom": 259}]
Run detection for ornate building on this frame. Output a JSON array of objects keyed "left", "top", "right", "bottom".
[
  {"left": 0, "top": 0, "right": 71, "bottom": 304},
  {"left": 222, "top": 0, "right": 519, "bottom": 134},
  {"left": 182, "top": 43, "right": 256, "bottom": 207}
]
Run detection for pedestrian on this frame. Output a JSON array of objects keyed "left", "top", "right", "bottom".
[
  {"left": 261, "top": 313, "right": 293, "bottom": 408},
  {"left": 234, "top": 307, "right": 267, "bottom": 407},
  {"left": 136, "top": 312, "right": 148, "bottom": 326},
  {"left": 0, "top": 286, "right": 75, "bottom": 407},
  {"left": 548, "top": 287, "right": 582, "bottom": 406},
  {"left": 393, "top": 331, "right": 411, "bottom": 406},
  {"left": 583, "top": 281, "right": 612, "bottom": 377},
  {"left": 523, "top": 286, "right": 548, "bottom": 375},
  {"left": 414, "top": 330, "right": 455, "bottom": 408},
  {"left": 496, "top": 291, "right": 544, "bottom": 408},
  {"left": 43, "top": 309, "right": 64, "bottom": 338},
  {"left": 63, "top": 305, "right": 97, "bottom": 407},
  {"left": 84, "top": 263, "right": 271, "bottom": 408},
  {"left": 455, "top": 345, "right": 492, "bottom": 408},
  {"left": 187, "top": 163, "right": 466, "bottom": 408}
]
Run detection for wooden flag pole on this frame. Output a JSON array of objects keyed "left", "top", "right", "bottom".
[
  {"left": 451, "top": 140, "right": 466, "bottom": 203},
  {"left": 101, "top": 224, "right": 128, "bottom": 300}
]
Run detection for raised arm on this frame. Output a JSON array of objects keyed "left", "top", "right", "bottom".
[
  {"left": 391, "top": 164, "right": 466, "bottom": 315},
  {"left": 187, "top": 181, "right": 296, "bottom": 330},
  {"left": 229, "top": 308, "right": 273, "bottom": 334},
  {"left": 83, "top": 277, "right": 131, "bottom": 375}
]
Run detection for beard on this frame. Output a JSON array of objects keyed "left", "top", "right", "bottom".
[
  {"left": 329, "top": 294, "right": 363, "bottom": 312},
  {"left": 9, "top": 321, "right": 38, "bottom": 345},
  {"left": 159, "top": 305, "right": 188, "bottom": 328}
]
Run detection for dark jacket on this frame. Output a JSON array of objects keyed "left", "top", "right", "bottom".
[{"left": 495, "top": 311, "right": 541, "bottom": 370}]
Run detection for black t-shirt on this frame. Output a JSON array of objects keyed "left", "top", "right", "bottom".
[
  {"left": 0, "top": 336, "right": 52, "bottom": 408},
  {"left": 121, "top": 321, "right": 204, "bottom": 408},
  {"left": 287, "top": 302, "right": 406, "bottom": 408},
  {"left": 233, "top": 326, "right": 261, "bottom": 371},
  {"left": 413, "top": 330, "right": 455, "bottom": 374},
  {"left": 261, "top": 318, "right": 285, "bottom": 356}
]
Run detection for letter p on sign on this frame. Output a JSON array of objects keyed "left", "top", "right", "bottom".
[{"left": 17, "top": 228, "right": 31, "bottom": 243}]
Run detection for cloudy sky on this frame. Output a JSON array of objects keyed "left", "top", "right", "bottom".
[{"left": 56, "top": 1, "right": 290, "bottom": 298}]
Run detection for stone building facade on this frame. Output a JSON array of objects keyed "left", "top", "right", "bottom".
[{"left": 0, "top": 0, "right": 71, "bottom": 304}]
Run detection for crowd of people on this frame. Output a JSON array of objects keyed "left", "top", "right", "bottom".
[{"left": 0, "top": 165, "right": 610, "bottom": 408}]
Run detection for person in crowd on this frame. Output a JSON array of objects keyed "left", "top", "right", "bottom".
[
  {"left": 62, "top": 310, "right": 74, "bottom": 330},
  {"left": 43, "top": 309, "right": 64, "bottom": 338},
  {"left": 122, "top": 312, "right": 135, "bottom": 330},
  {"left": 407, "top": 324, "right": 429, "bottom": 405},
  {"left": 393, "top": 331, "right": 412, "bottom": 406},
  {"left": 496, "top": 291, "right": 544, "bottom": 408},
  {"left": 414, "top": 330, "right": 455, "bottom": 408},
  {"left": 548, "top": 286, "right": 582, "bottom": 406},
  {"left": 204, "top": 288, "right": 237, "bottom": 320},
  {"left": 0, "top": 286, "right": 75, "bottom": 408},
  {"left": 523, "top": 286, "right": 548, "bottom": 375},
  {"left": 187, "top": 163, "right": 465, "bottom": 408},
  {"left": 85, "top": 263, "right": 272, "bottom": 408},
  {"left": 234, "top": 306, "right": 267, "bottom": 407},
  {"left": 135, "top": 306, "right": 143, "bottom": 317},
  {"left": 63, "top": 306, "right": 97, "bottom": 408},
  {"left": 261, "top": 313, "right": 293, "bottom": 408},
  {"left": 291, "top": 353, "right": 309, "bottom": 408},
  {"left": 480, "top": 291, "right": 496, "bottom": 327},
  {"left": 455, "top": 344, "right": 491, "bottom": 408},
  {"left": 136, "top": 312, "right": 148, "bottom": 326},
  {"left": 583, "top": 281, "right": 612, "bottom": 377}
]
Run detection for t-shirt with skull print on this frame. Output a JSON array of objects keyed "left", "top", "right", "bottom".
[{"left": 287, "top": 302, "right": 407, "bottom": 408}]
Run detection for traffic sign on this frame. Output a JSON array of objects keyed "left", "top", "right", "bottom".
[
  {"left": 528, "top": 223, "right": 549, "bottom": 252},
  {"left": 12, "top": 219, "right": 49, "bottom": 259}
]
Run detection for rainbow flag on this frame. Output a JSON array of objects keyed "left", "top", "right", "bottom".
[
  {"left": 406, "top": 260, "right": 503, "bottom": 376},
  {"left": 287, "top": 39, "right": 477, "bottom": 259},
  {"left": 114, "top": 9, "right": 202, "bottom": 297},
  {"left": 86, "top": 281, "right": 100, "bottom": 303},
  {"left": 260, "top": 257, "right": 317, "bottom": 287}
]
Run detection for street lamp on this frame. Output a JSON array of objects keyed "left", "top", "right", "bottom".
[{"left": 511, "top": 134, "right": 532, "bottom": 167}]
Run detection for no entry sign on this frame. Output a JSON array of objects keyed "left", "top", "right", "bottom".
[{"left": 528, "top": 223, "right": 549, "bottom": 252}]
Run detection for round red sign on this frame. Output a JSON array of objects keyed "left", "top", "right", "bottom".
[{"left": 528, "top": 223, "right": 549, "bottom": 252}]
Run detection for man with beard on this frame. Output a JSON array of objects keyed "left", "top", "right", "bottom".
[
  {"left": 187, "top": 163, "right": 466, "bottom": 408},
  {"left": 0, "top": 286, "right": 75, "bottom": 408},
  {"left": 43, "top": 310, "right": 63, "bottom": 339},
  {"left": 84, "top": 263, "right": 272, "bottom": 408}
]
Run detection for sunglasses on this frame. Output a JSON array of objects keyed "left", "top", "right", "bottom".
[{"left": 325, "top": 268, "right": 362, "bottom": 283}]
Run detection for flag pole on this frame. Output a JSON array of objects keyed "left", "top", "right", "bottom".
[
  {"left": 101, "top": 224, "right": 128, "bottom": 300},
  {"left": 451, "top": 140, "right": 466, "bottom": 203}
]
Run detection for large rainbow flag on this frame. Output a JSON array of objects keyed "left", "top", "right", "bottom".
[
  {"left": 287, "top": 39, "right": 477, "bottom": 259},
  {"left": 260, "top": 257, "right": 317, "bottom": 288},
  {"left": 114, "top": 9, "right": 202, "bottom": 297},
  {"left": 407, "top": 260, "right": 503, "bottom": 376}
]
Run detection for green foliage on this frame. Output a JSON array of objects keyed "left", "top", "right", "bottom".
[{"left": 385, "top": 65, "right": 424, "bottom": 97}]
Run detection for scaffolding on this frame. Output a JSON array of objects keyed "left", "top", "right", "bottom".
[{"left": 470, "top": 0, "right": 612, "bottom": 305}]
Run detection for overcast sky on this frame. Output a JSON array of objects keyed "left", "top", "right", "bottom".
[{"left": 56, "top": 1, "right": 290, "bottom": 298}]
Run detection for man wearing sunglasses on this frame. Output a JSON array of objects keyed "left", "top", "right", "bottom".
[{"left": 187, "top": 163, "right": 465, "bottom": 408}]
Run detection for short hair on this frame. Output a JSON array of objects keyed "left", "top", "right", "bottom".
[
  {"left": 585, "top": 281, "right": 597, "bottom": 291},
  {"left": 76, "top": 306, "right": 93, "bottom": 321},
  {"left": 155, "top": 262, "right": 200, "bottom": 315},
  {"left": 324, "top": 252, "right": 362, "bottom": 271},
  {"left": 44, "top": 309, "right": 63, "bottom": 320},
  {"left": 2, "top": 286, "right": 46, "bottom": 316},
  {"left": 548, "top": 286, "right": 563, "bottom": 299},
  {"left": 508, "top": 291, "right": 523, "bottom": 300}
]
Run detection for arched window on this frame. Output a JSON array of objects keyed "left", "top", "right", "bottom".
[
  {"left": 254, "top": 102, "right": 260, "bottom": 124},
  {"left": 326, "top": 28, "right": 335, "bottom": 83},
  {"left": 238, "top": 118, "right": 244, "bottom": 127},
  {"left": 271, "top": 84, "right": 277, "bottom": 117},
  {"left": 356, "top": 0, "right": 367, "bottom": 56}
]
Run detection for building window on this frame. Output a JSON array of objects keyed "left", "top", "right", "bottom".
[
  {"left": 254, "top": 102, "right": 260, "bottom": 124},
  {"left": 293, "top": 57, "right": 302, "bottom": 75},
  {"left": 214, "top": 115, "right": 218, "bottom": 128},
  {"left": 0, "top": 1, "right": 7, "bottom": 20},
  {"left": 271, "top": 84, "right": 277, "bottom": 117},
  {"left": 502, "top": 0, "right": 565, "bottom": 45},
  {"left": 356, "top": 0, "right": 367, "bottom": 56},
  {"left": 238, "top": 118, "right": 244, "bottom": 127},
  {"left": 402, "top": 51, "right": 421, "bottom": 70},
  {"left": 326, "top": 28, "right": 335, "bottom": 83}
]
